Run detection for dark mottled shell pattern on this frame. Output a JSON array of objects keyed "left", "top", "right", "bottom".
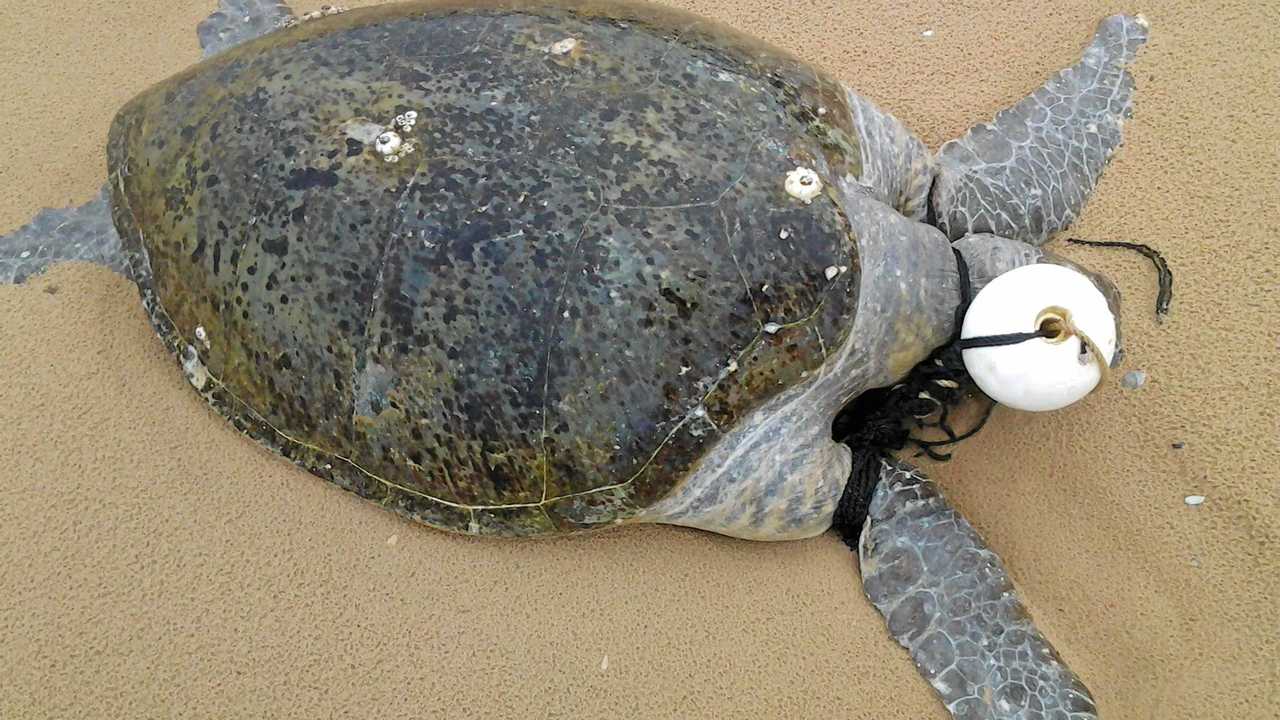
[{"left": 107, "top": 0, "right": 866, "bottom": 535}]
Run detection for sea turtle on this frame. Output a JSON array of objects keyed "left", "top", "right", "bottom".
[{"left": 1, "top": 1, "right": 1153, "bottom": 717}]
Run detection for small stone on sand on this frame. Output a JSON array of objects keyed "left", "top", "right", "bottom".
[
  {"left": 1121, "top": 370, "right": 1147, "bottom": 389},
  {"left": 1184, "top": 495, "right": 1205, "bottom": 507}
]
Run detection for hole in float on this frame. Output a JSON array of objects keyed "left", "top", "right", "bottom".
[{"left": 1035, "top": 305, "right": 1072, "bottom": 344}]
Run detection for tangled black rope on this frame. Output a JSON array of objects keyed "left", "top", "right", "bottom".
[
  {"left": 830, "top": 240, "right": 1174, "bottom": 548},
  {"left": 829, "top": 250, "right": 1001, "bottom": 546}
]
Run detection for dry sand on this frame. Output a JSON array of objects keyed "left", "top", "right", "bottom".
[{"left": 1, "top": 1, "right": 1276, "bottom": 717}]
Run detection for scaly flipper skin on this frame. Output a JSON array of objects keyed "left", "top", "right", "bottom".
[
  {"left": 844, "top": 91, "right": 935, "bottom": 222},
  {"left": 0, "top": 1, "right": 296, "bottom": 285},
  {"left": 0, "top": 188, "right": 124, "bottom": 284},
  {"left": 932, "top": 14, "right": 1149, "bottom": 245},
  {"left": 861, "top": 461, "right": 1098, "bottom": 720},
  {"left": 197, "top": 0, "right": 295, "bottom": 58}
]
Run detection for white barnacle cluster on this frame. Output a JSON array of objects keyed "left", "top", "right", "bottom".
[
  {"left": 395, "top": 111, "right": 419, "bottom": 131},
  {"left": 282, "top": 5, "right": 347, "bottom": 28},
  {"left": 546, "top": 37, "right": 580, "bottom": 56},
  {"left": 376, "top": 111, "right": 420, "bottom": 163},
  {"left": 181, "top": 344, "right": 210, "bottom": 391},
  {"left": 686, "top": 404, "right": 715, "bottom": 438},
  {"left": 784, "top": 166, "right": 823, "bottom": 204},
  {"left": 374, "top": 131, "right": 403, "bottom": 158}
]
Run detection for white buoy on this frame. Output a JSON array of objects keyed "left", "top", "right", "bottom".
[{"left": 960, "top": 263, "right": 1117, "bottom": 412}]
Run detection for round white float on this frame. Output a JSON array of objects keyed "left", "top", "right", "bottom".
[{"left": 960, "top": 263, "right": 1117, "bottom": 412}]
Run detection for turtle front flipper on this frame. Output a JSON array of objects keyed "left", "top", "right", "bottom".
[
  {"left": 196, "top": 0, "right": 295, "bottom": 58},
  {"left": 932, "top": 14, "right": 1150, "bottom": 245},
  {"left": 0, "top": 186, "right": 126, "bottom": 284},
  {"left": 857, "top": 460, "right": 1098, "bottom": 719}
]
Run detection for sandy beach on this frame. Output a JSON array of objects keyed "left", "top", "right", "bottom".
[{"left": 1, "top": 0, "right": 1276, "bottom": 717}]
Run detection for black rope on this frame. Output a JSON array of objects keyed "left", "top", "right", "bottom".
[
  {"left": 831, "top": 248, "right": 1008, "bottom": 545},
  {"left": 1066, "top": 237, "right": 1174, "bottom": 320},
  {"left": 956, "top": 330, "right": 1052, "bottom": 349},
  {"left": 830, "top": 441, "right": 884, "bottom": 549}
]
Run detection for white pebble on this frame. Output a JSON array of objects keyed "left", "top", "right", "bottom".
[
  {"left": 778, "top": 228, "right": 791, "bottom": 239},
  {"left": 1184, "top": 495, "right": 1206, "bottom": 506},
  {"left": 386, "top": 534, "right": 398, "bottom": 546},
  {"left": 600, "top": 655, "right": 609, "bottom": 671},
  {"left": 763, "top": 322, "right": 782, "bottom": 334},
  {"left": 1121, "top": 369, "right": 1147, "bottom": 390},
  {"left": 922, "top": 29, "right": 935, "bottom": 37},
  {"left": 824, "top": 265, "right": 840, "bottom": 280}
]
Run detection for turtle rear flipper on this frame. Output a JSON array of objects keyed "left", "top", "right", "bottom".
[
  {"left": 197, "top": 0, "right": 295, "bottom": 58},
  {"left": 932, "top": 14, "right": 1150, "bottom": 245},
  {"left": 0, "top": 187, "right": 125, "bottom": 284},
  {"left": 854, "top": 460, "right": 1098, "bottom": 720}
]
